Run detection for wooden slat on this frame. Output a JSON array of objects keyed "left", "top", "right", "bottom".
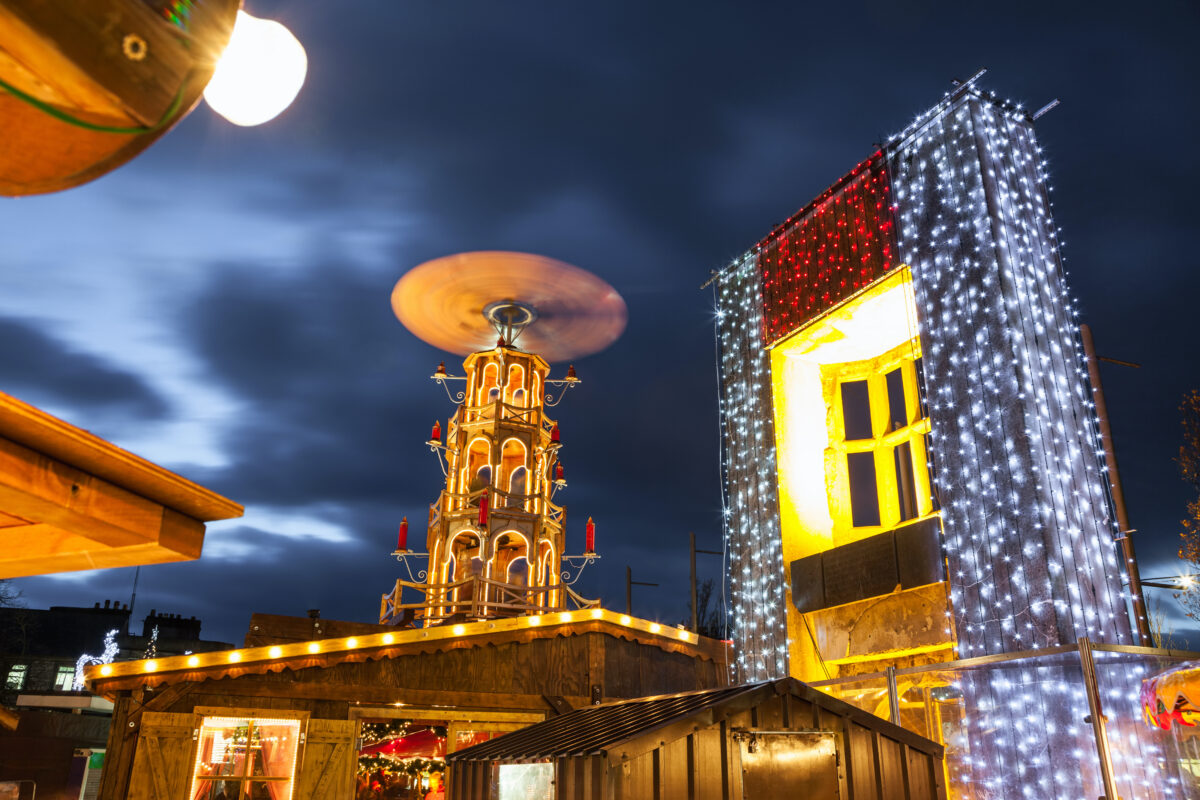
[{"left": 296, "top": 719, "right": 356, "bottom": 800}]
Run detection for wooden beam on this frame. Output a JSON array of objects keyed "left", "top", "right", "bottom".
[
  {"left": 189, "top": 678, "right": 591, "bottom": 713},
  {"left": 0, "top": 434, "right": 208, "bottom": 577}
]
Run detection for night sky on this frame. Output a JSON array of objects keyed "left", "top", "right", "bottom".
[{"left": 3, "top": 1, "right": 1199, "bottom": 650}]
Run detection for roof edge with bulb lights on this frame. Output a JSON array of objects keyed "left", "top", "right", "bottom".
[{"left": 84, "top": 608, "right": 731, "bottom": 697}]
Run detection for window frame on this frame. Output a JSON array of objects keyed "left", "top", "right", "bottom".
[
  {"left": 5, "top": 663, "right": 27, "bottom": 690},
  {"left": 189, "top": 706, "right": 310, "bottom": 800},
  {"left": 823, "top": 339, "right": 933, "bottom": 541}
]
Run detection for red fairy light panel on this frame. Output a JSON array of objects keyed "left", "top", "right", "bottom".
[{"left": 756, "top": 153, "right": 897, "bottom": 345}]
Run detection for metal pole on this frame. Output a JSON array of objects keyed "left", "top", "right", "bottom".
[
  {"left": 690, "top": 532, "right": 698, "bottom": 633},
  {"left": 626, "top": 565, "right": 631, "bottom": 616},
  {"left": 1079, "top": 638, "right": 1120, "bottom": 800},
  {"left": 885, "top": 666, "right": 901, "bottom": 725},
  {"left": 1080, "top": 324, "right": 1151, "bottom": 645}
]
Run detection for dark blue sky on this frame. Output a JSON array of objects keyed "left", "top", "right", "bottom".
[{"left": 3, "top": 1, "right": 1198, "bottom": 648}]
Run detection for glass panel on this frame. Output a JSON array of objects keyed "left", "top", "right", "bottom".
[
  {"left": 840, "top": 380, "right": 872, "bottom": 440},
  {"left": 885, "top": 367, "right": 908, "bottom": 429},
  {"left": 846, "top": 452, "right": 880, "bottom": 527},
  {"left": 251, "top": 720, "right": 300, "bottom": 778},
  {"left": 5, "top": 665, "right": 26, "bottom": 690},
  {"left": 195, "top": 721, "right": 248, "bottom": 779},
  {"left": 1092, "top": 648, "right": 1200, "bottom": 799},
  {"left": 53, "top": 665, "right": 76, "bottom": 690},
  {"left": 245, "top": 781, "right": 290, "bottom": 800},
  {"left": 893, "top": 441, "right": 917, "bottom": 522},
  {"left": 497, "top": 763, "right": 554, "bottom": 800},
  {"left": 191, "top": 778, "right": 242, "bottom": 800}
]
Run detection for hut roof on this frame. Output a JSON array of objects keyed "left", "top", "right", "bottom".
[{"left": 447, "top": 677, "right": 942, "bottom": 763}]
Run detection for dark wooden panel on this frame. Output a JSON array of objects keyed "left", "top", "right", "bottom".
[
  {"left": 821, "top": 533, "right": 900, "bottom": 608},
  {"left": 894, "top": 516, "right": 943, "bottom": 588}
]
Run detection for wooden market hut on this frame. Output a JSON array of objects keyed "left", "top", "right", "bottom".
[
  {"left": 85, "top": 609, "right": 729, "bottom": 799},
  {"left": 446, "top": 678, "right": 946, "bottom": 800}
]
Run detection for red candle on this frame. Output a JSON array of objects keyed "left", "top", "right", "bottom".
[
  {"left": 585, "top": 517, "right": 595, "bottom": 553},
  {"left": 431, "top": 420, "right": 441, "bottom": 442},
  {"left": 555, "top": 462, "right": 564, "bottom": 481},
  {"left": 396, "top": 517, "right": 409, "bottom": 552},
  {"left": 478, "top": 488, "right": 489, "bottom": 527},
  {"left": 550, "top": 424, "right": 560, "bottom": 443}
]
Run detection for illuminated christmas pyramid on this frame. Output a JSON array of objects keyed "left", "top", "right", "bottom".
[{"left": 380, "top": 252, "right": 624, "bottom": 626}]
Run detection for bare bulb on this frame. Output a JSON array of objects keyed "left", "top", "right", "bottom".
[{"left": 204, "top": 11, "right": 307, "bottom": 127}]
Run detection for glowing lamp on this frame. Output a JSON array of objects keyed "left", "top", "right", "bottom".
[
  {"left": 228, "top": 651, "right": 242, "bottom": 663},
  {"left": 99, "top": 665, "right": 113, "bottom": 677},
  {"left": 527, "top": 615, "right": 541, "bottom": 626},
  {"left": 585, "top": 517, "right": 595, "bottom": 554},
  {"left": 268, "top": 646, "right": 282, "bottom": 658},
  {"left": 649, "top": 623, "right": 661, "bottom": 634},
  {"left": 396, "top": 517, "right": 409, "bottom": 552},
  {"left": 307, "top": 642, "right": 320, "bottom": 654},
  {"left": 452, "top": 624, "right": 466, "bottom": 636},
  {"left": 144, "top": 660, "right": 158, "bottom": 672},
  {"left": 382, "top": 633, "right": 395, "bottom": 644},
  {"left": 346, "top": 638, "right": 358, "bottom": 648},
  {"left": 186, "top": 655, "right": 200, "bottom": 667},
  {"left": 202, "top": 10, "right": 306, "bottom": 126}
]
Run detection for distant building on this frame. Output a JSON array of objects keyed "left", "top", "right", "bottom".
[{"left": 0, "top": 601, "right": 230, "bottom": 799}]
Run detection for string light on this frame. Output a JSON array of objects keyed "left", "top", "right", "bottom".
[{"left": 714, "top": 81, "right": 1160, "bottom": 797}]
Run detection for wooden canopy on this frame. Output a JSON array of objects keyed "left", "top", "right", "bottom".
[{"left": 0, "top": 390, "right": 243, "bottom": 577}]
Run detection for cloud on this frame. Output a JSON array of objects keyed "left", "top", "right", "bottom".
[{"left": 0, "top": 317, "right": 168, "bottom": 421}]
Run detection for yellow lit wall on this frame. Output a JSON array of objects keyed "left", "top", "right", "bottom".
[{"left": 769, "top": 268, "right": 954, "bottom": 681}]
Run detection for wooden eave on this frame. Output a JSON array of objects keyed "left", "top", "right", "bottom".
[
  {"left": 0, "top": 390, "right": 243, "bottom": 577},
  {"left": 85, "top": 611, "right": 731, "bottom": 699}
]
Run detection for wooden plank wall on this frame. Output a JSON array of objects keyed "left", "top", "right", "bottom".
[{"left": 610, "top": 690, "right": 945, "bottom": 800}]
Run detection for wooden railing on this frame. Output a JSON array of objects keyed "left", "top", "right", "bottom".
[{"left": 380, "top": 575, "right": 598, "bottom": 627}]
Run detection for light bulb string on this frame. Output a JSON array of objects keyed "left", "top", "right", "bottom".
[{"left": 0, "top": 70, "right": 195, "bottom": 135}]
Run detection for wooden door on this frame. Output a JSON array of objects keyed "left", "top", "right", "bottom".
[
  {"left": 125, "top": 712, "right": 195, "bottom": 800},
  {"left": 294, "top": 719, "right": 357, "bottom": 799}
]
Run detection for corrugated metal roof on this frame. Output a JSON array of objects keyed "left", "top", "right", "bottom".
[{"left": 447, "top": 683, "right": 763, "bottom": 761}]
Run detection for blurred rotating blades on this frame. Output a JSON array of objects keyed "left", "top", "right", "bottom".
[{"left": 391, "top": 251, "right": 627, "bottom": 362}]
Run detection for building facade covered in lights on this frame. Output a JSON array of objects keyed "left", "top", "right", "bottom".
[{"left": 713, "top": 81, "right": 1198, "bottom": 798}]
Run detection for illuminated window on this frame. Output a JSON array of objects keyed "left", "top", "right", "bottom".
[
  {"left": 53, "top": 665, "right": 76, "bottom": 691},
  {"left": 190, "top": 716, "right": 302, "bottom": 800},
  {"left": 831, "top": 354, "right": 930, "bottom": 531},
  {"left": 5, "top": 664, "right": 26, "bottom": 690}
]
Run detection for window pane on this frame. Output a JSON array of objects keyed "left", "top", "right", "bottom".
[
  {"left": 847, "top": 452, "right": 881, "bottom": 527},
  {"left": 894, "top": 442, "right": 918, "bottom": 522},
  {"left": 191, "top": 778, "right": 242, "bottom": 800},
  {"left": 498, "top": 763, "right": 554, "bottom": 800},
  {"left": 195, "top": 719, "right": 251, "bottom": 779},
  {"left": 841, "top": 381, "right": 872, "bottom": 440},
  {"left": 885, "top": 368, "right": 908, "bottom": 430},
  {"left": 54, "top": 665, "right": 76, "bottom": 691},
  {"left": 252, "top": 720, "right": 301, "bottom": 778},
  {"left": 6, "top": 665, "right": 27, "bottom": 690}
]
